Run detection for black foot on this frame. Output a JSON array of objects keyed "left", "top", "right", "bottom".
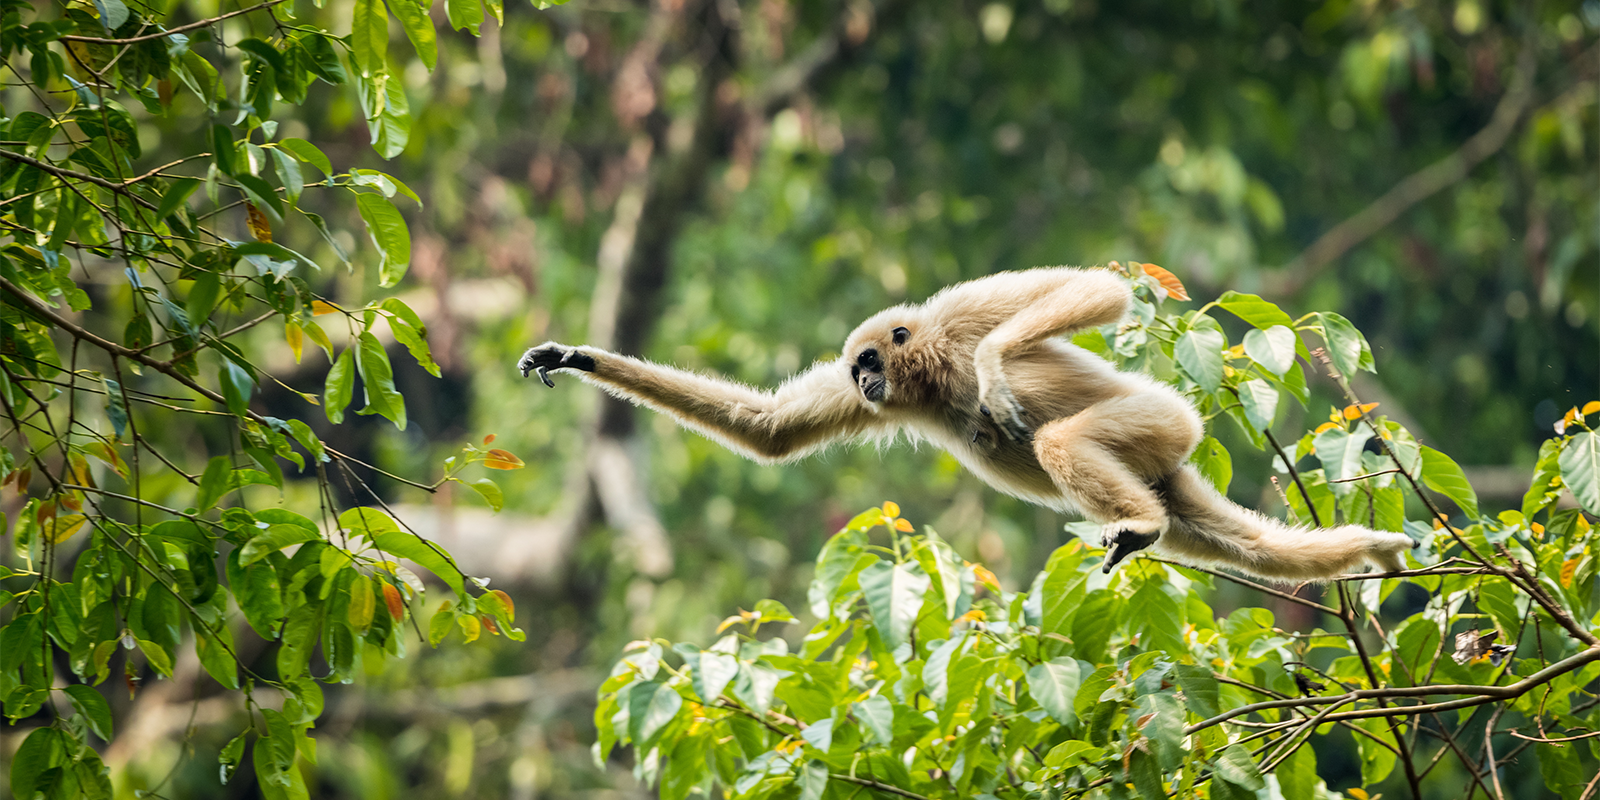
[{"left": 1101, "top": 529, "right": 1161, "bottom": 574}]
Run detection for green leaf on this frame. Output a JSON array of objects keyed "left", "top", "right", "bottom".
[
  {"left": 1313, "top": 428, "right": 1370, "bottom": 497},
  {"left": 1213, "top": 744, "right": 1265, "bottom": 791},
  {"left": 1026, "top": 658, "right": 1081, "bottom": 727},
  {"left": 276, "top": 138, "right": 333, "bottom": 176},
  {"left": 1242, "top": 325, "right": 1296, "bottom": 376},
  {"left": 798, "top": 759, "right": 828, "bottom": 800},
  {"left": 350, "top": 0, "right": 389, "bottom": 76},
  {"left": 369, "top": 530, "right": 463, "bottom": 595},
  {"left": 854, "top": 694, "right": 893, "bottom": 744},
  {"left": 227, "top": 551, "right": 284, "bottom": 638},
  {"left": 628, "top": 680, "right": 682, "bottom": 747},
  {"left": 1356, "top": 718, "right": 1397, "bottom": 786},
  {"left": 197, "top": 455, "right": 232, "bottom": 511},
  {"left": 348, "top": 574, "right": 376, "bottom": 632},
  {"left": 1421, "top": 445, "right": 1479, "bottom": 518},
  {"left": 692, "top": 651, "right": 738, "bottom": 703},
  {"left": 465, "top": 477, "right": 502, "bottom": 511},
  {"left": 1315, "top": 311, "right": 1372, "bottom": 377},
  {"left": 1191, "top": 435, "right": 1232, "bottom": 493},
  {"left": 858, "top": 561, "right": 930, "bottom": 649},
  {"left": 186, "top": 272, "right": 221, "bottom": 330},
  {"left": 356, "top": 194, "right": 411, "bottom": 287},
  {"left": 446, "top": 0, "right": 483, "bottom": 34},
  {"left": 11, "top": 727, "right": 67, "bottom": 800},
  {"left": 136, "top": 637, "right": 174, "bottom": 677},
  {"left": 156, "top": 178, "right": 199, "bottom": 221},
  {"left": 1235, "top": 379, "right": 1278, "bottom": 431},
  {"left": 235, "top": 173, "right": 284, "bottom": 224},
  {"left": 1214, "top": 291, "right": 1294, "bottom": 330},
  {"left": 219, "top": 730, "right": 249, "bottom": 784},
  {"left": 240, "top": 524, "right": 320, "bottom": 565},
  {"left": 1276, "top": 740, "right": 1317, "bottom": 800},
  {"left": 354, "top": 332, "right": 407, "bottom": 430},
  {"left": 357, "top": 70, "right": 411, "bottom": 159},
  {"left": 219, "top": 357, "right": 254, "bottom": 416},
  {"left": 1172, "top": 664, "right": 1219, "bottom": 719},
  {"left": 64, "top": 685, "right": 113, "bottom": 740},
  {"left": 1174, "top": 324, "right": 1224, "bottom": 394},
  {"left": 1558, "top": 431, "right": 1600, "bottom": 515},
  {"left": 211, "top": 124, "right": 236, "bottom": 175},
  {"left": 388, "top": 0, "right": 436, "bottom": 69},
  {"left": 271, "top": 149, "right": 304, "bottom": 204},
  {"left": 324, "top": 347, "right": 354, "bottom": 424}
]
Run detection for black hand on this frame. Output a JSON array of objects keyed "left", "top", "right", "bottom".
[{"left": 518, "top": 344, "right": 597, "bottom": 385}]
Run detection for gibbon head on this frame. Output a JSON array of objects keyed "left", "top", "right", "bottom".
[{"left": 843, "top": 311, "right": 918, "bottom": 406}]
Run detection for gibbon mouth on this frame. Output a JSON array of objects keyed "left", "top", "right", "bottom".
[{"left": 860, "top": 374, "right": 888, "bottom": 403}]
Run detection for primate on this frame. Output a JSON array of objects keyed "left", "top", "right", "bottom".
[{"left": 518, "top": 267, "right": 1415, "bottom": 581}]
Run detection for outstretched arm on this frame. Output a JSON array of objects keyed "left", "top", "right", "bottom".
[
  {"left": 970, "top": 268, "right": 1132, "bottom": 439},
  {"left": 518, "top": 343, "right": 879, "bottom": 463}
]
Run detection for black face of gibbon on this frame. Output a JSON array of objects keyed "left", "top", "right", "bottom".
[
  {"left": 851, "top": 326, "right": 910, "bottom": 403},
  {"left": 852, "top": 347, "right": 886, "bottom": 402}
]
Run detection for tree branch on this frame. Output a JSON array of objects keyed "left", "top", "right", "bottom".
[{"left": 58, "top": 0, "right": 288, "bottom": 45}]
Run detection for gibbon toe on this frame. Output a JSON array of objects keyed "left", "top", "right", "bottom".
[{"left": 1100, "top": 524, "right": 1164, "bottom": 574}]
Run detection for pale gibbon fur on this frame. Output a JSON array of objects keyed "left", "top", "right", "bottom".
[{"left": 518, "top": 267, "right": 1415, "bottom": 581}]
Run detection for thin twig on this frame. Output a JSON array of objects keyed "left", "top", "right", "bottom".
[{"left": 59, "top": 0, "right": 289, "bottom": 45}]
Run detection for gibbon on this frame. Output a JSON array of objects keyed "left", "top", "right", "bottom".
[{"left": 518, "top": 267, "right": 1416, "bottom": 581}]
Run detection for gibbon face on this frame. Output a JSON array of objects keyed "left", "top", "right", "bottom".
[{"left": 845, "top": 317, "right": 914, "bottom": 406}]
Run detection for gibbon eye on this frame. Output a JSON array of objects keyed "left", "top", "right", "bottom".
[
  {"left": 892, "top": 327, "right": 910, "bottom": 345},
  {"left": 857, "top": 349, "right": 881, "bottom": 372}
]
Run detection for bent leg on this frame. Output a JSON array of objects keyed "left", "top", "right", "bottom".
[{"left": 1033, "top": 393, "right": 1199, "bottom": 571}]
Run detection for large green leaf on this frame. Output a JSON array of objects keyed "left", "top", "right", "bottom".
[
  {"left": 388, "top": 0, "right": 437, "bottom": 69},
  {"left": 1421, "top": 445, "right": 1479, "bottom": 518},
  {"left": 1313, "top": 428, "right": 1370, "bottom": 498},
  {"left": 357, "top": 193, "right": 411, "bottom": 286},
  {"left": 858, "top": 561, "right": 929, "bottom": 650},
  {"left": 324, "top": 347, "right": 354, "bottom": 424},
  {"left": 1558, "top": 431, "right": 1600, "bottom": 515},
  {"left": 354, "top": 331, "right": 407, "bottom": 430},
  {"left": 350, "top": 0, "right": 388, "bottom": 76},
  {"left": 1214, "top": 291, "right": 1294, "bottom": 330},
  {"left": 1242, "top": 324, "right": 1296, "bottom": 376},
  {"left": 1174, "top": 324, "right": 1225, "bottom": 394},
  {"left": 1026, "top": 658, "right": 1081, "bottom": 726}
]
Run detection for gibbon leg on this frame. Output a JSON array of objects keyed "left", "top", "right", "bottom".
[{"left": 1033, "top": 394, "right": 1200, "bottom": 572}]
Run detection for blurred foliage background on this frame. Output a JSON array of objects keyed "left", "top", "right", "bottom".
[{"left": 3, "top": 0, "right": 1599, "bottom": 797}]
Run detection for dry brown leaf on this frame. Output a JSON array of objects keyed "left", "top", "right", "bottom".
[
  {"left": 246, "top": 202, "right": 272, "bottom": 243},
  {"left": 1139, "top": 262, "right": 1190, "bottom": 301}
]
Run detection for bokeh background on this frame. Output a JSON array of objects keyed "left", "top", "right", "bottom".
[{"left": 19, "top": 0, "right": 1599, "bottom": 797}]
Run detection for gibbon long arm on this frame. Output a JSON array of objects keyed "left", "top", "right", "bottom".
[
  {"left": 520, "top": 266, "right": 1416, "bottom": 582},
  {"left": 518, "top": 346, "right": 878, "bottom": 462}
]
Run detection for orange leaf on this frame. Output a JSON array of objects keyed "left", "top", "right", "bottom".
[
  {"left": 1313, "top": 421, "right": 1341, "bottom": 434},
  {"left": 893, "top": 517, "right": 914, "bottom": 532},
  {"left": 480, "top": 615, "right": 500, "bottom": 635},
  {"left": 1583, "top": 401, "right": 1600, "bottom": 416},
  {"left": 381, "top": 582, "right": 404, "bottom": 620},
  {"left": 881, "top": 501, "right": 900, "bottom": 518},
  {"left": 245, "top": 202, "right": 272, "bottom": 243},
  {"left": 1140, "top": 262, "right": 1190, "bottom": 301},
  {"left": 483, "top": 449, "right": 525, "bottom": 470},
  {"left": 1531, "top": 522, "right": 1545, "bottom": 536},
  {"left": 1561, "top": 559, "right": 1579, "bottom": 587},
  {"left": 311, "top": 300, "right": 339, "bottom": 316},
  {"left": 1341, "top": 402, "right": 1380, "bottom": 420},
  {"left": 483, "top": 433, "right": 496, "bottom": 445}
]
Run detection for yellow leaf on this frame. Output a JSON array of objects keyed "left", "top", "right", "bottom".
[
  {"left": 348, "top": 576, "right": 376, "bottom": 631},
  {"left": 285, "top": 321, "right": 304, "bottom": 364},
  {"left": 1349, "top": 790, "right": 1370, "bottom": 800},
  {"left": 882, "top": 501, "right": 900, "bottom": 517},
  {"left": 1224, "top": 344, "right": 1246, "bottom": 358},
  {"left": 955, "top": 609, "right": 987, "bottom": 624},
  {"left": 1578, "top": 515, "right": 1592, "bottom": 533},
  {"left": 1531, "top": 522, "right": 1545, "bottom": 536},
  {"left": 458, "top": 613, "right": 481, "bottom": 643},
  {"left": 1341, "top": 402, "right": 1380, "bottom": 420},
  {"left": 83, "top": 442, "right": 127, "bottom": 479},
  {"left": 716, "top": 614, "right": 744, "bottom": 634},
  {"left": 483, "top": 449, "right": 526, "bottom": 470},
  {"left": 48, "top": 514, "right": 87, "bottom": 544},
  {"left": 893, "top": 517, "right": 914, "bottom": 532},
  {"left": 311, "top": 300, "right": 340, "bottom": 316},
  {"left": 490, "top": 589, "right": 515, "bottom": 618},
  {"left": 1139, "top": 262, "right": 1190, "bottom": 301},
  {"left": 1561, "top": 559, "right": 1579, "bottom": 587},
  {"left": 1584, "top": 401, "right": 1600, "bottom": 416},
  {"left": 971, "top": 563, "right": 1000, "bottom": 591},
  {"left": 245, "top": 202, "right": 272, "bottom": 243},
  {"left": 1313, "top": 421, "right": 1341, "bottom": 434}
]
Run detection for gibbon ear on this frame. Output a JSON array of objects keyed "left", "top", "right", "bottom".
[{"left": 892, "top": 326, "right": 910, "bottom": 345}]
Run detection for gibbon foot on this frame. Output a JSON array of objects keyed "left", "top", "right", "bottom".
[
  {"left": 1100, "top": 527, "right": 1162, "bottom": 574},
  {"left": 978, "top": 384, "right": 1032, "bottom": 442},
  {"left": 518, "top": 343, "right": 596, "bottom": 387}
]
